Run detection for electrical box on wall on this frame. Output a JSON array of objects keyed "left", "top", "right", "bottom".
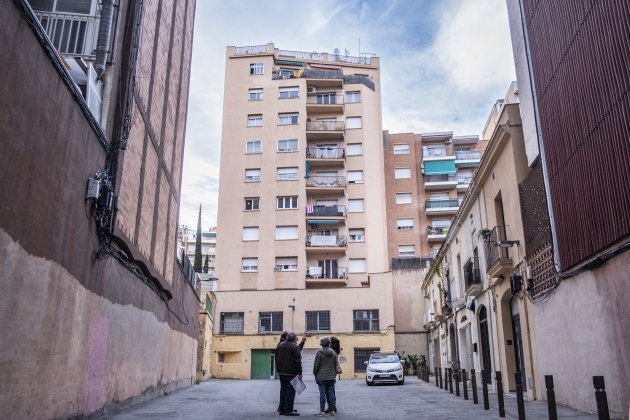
[{"left": 86, "top": 177, "right": 100, "bottom": 199}]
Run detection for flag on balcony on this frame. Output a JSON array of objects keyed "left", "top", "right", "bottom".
[{"left": 305, "top": 205, "right": 314, "bottom": 214}]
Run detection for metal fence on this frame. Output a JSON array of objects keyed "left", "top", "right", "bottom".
[
  {"left": 305, "top": 176, "right": 346, "bottom": 187},
  {"left": 306, "top": 234, "right": 347, "bottom": 247},
  {"left": 306, "top": 204, "right": 346, "bottom": 216},
  {"left": 306, "top": 266, "right": 347, "bottom": 279},
  {"left": 306, "top": 121, "right": 345, "bottom": 131},
  {"left": 484, "top": 226, "right": 510, "bottom": 269},
  {"left": 426, "top": 174, "right": 455, "bottom": 182},
  {"left": 328, "top": 55, "right": 372, "bottom": 65},
  {"left": 306, "top": 147, "right": 344, "bottom": 159},
  {"left": 455, "top": 150, "right": 482, "bottom": 160},
  {"left": 234, "top": 45, "right": 268, "bottom": 54},
  {"left": 427, "top": 226, "right": 450, "bottom": 235},
  {"left": 36, "top": 11, "right": 99, "bottom": 57},
  {"left": 306, "top": 94, "right": 344, "bottom": 105},
  {"left": 426, "top": 199, "right": 460, "bottom": 209},
  {"left": 464, "top": 257, "right": 482, "bottom": 288},
  {"left": 279, "top": 50, "right": 323, "bottom": 60}
]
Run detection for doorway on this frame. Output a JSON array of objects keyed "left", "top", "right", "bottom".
[
  {"left": 479, "top": 305, "right": 492, "bottom": 384},
  {"left": 511, "top": 297, "right": 526, "bottom": 375},
  {"left": 251, "top": 349, "right": 272, "bottom": 379}
]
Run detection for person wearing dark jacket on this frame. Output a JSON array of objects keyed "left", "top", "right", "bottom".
[
  {"left": 275, "top": 332, "right": 302, "bottom": 416},
  {"left": 313, "top": 336, "right": 337, "bottom": 416},
  {"left": 277, "top": 332, "right": 306, "bottom": 413},
  {"left": 324, "top": 337, "right": 341, "bottom": 413}
]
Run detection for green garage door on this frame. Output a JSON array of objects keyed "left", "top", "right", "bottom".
[{"left": 251, "top": 349, "right": 271, "bottom": 379}]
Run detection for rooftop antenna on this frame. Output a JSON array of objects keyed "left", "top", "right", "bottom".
[{"left": 344, "top": 48, "right": 350, "bottom": 56}]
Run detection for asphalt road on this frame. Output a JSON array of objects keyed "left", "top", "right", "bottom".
[{"left": 102, "top": 376, "right": 597, "bottom": 419}]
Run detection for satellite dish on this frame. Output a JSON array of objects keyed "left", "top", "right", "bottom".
[
  {"left": 369, "top": 72, "right": 374, "bottom": 79},
  {"left": 333, "top": 48, "right": 340, "bottom": 56}
]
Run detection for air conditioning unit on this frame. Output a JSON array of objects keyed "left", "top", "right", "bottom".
[
  {"left": 307, "top": 86, "right": 317, "bottom": 94},
  {"left": 423, "top": 290, "right": 429, "bottom": 298},
  {"left": 309, "top": 225, "right": 317, "bottom": 230}
]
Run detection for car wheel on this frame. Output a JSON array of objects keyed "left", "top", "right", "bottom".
[
  {"left": 398, "top": 378, "right": 405, "bottom": 385},
  {"left": 366, "top": 379, "right": 374, "bottom": 386}
]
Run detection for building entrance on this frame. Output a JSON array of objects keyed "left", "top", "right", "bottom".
[{"left": 479, "top": 306, "right": 492, "bottom": 384}]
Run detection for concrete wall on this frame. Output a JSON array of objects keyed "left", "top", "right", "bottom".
[{"left": 196, "top": 292, "right": 216, "bottom": 382}]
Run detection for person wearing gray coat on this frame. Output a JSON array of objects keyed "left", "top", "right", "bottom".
[{"left": 312, "top": 336, "right": 337, "bottom": 416}]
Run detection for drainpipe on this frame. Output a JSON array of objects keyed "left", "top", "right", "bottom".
[{"left": 95, "top": 0, "right": 116, "bottom": 77}]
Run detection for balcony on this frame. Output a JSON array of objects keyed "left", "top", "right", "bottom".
[
  {"left": 303, "top": 69, "right": 343, "bottom": 89},
  {"left": 35, "top": 11, "right": 99, "bottom": 58},
  {"left": 234, "top": 45, "right": 268, "bottom": 55},
  {"left": 426, "top": 226, "right": 450, "bottom": 242},
  {"left": 484, "top": 226, "right": 512, "bottom": 278},
  {"left": 305, "top": 176, "right": 346, "bottom": 194},
  {"left": 306, "top": 94, "right": 344, "bottom": 114},
  {"left": 464, "top": 257, "right": 483, "bottom": 297},
  {"left": 423, "top": 148, "right": 448, "bottom": 159},
  {"left": 456, "top": 176, "right": 472, "bottom": 192},
  {"left": 279, "top": 50, "right": 323, "bottom": 61},
  {"left": 305, "top": 266, "right": 347, "bottom": 279},
  {"left": 306, "top": 146, "right": 345, "bottom": 167},
  {"left": 455, "top": 150, "right": 482, "bottom": 167},
  {"left": 328, "top": 54, "right": 372, "bottom": 65},
  {"left": 306, "top": 234, "right": 347, "bottom": 253},
  {"left": 425, "top": 199, "right": 460, "bottom": 216},
  {"left": 306, "top": 205, "right": 346, "bottom": 226},
  {"left": 306, "top": 121, "right": 345, "bottom": 140},
  {"left": 424, "top": 174, "right": 458, "bottom": 190}
]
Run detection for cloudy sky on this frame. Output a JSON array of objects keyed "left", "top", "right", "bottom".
[{"left": 179, "top": 0, "right": 516, "bottom": 230}]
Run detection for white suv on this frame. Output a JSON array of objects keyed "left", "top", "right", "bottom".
[{"left": 365, "top": 352, "right": 404, "bottom": 386}]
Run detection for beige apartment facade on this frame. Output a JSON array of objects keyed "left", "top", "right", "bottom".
[
  {"left": 213, "top": 44, "right": 393, "bottom": 380},
  {"left": 178, "top": 226, "right": 217, "bottom": 273}
]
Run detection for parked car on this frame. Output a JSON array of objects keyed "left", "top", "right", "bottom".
[{"left": 365, "top": 352, "right": 404, "bottom": 386}]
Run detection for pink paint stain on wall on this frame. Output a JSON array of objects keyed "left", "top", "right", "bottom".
[{"left": 85, "top": 315, "right": 109, "bottom": 414}]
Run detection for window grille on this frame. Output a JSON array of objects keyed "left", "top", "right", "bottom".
[
  {"left": 220, "top": 312, "right": 244, "bottom": 333},
  {"left": 306, "top": 311, "right": 330, "bottom": 332},
  {"left": 259, "top": 312, "right": 283, "bottom": 333},
  {"left": 353, "top": 310, "right": 379, "bottom": 332}
]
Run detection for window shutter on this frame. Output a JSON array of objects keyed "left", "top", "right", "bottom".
[
  {"left": 245, "top": 169, "right": 260, "bottom": 176},
  {"left": 346, "top": 117, "right": 361, "bottom": 129},
  {"left": 276, "top": 226, "right": 298, "bottom": 240},
  {"left": 395, "top": 168, "right": 411, "bottom": 178},
  {"left": 398, "top": 245, "right": 415, "bottom": 255},
  {"left": 347, "top": 171, "right": 363, "bottom": 183},
  {"left": 347, "top": 143, "right": 362, "bottom": 156},
  {"left": 243, "top": 227, "right": 259, "bottom": 241},
  {"left": 348, "top": 199, "right": 364, "bottom": 212},
  {"left": 393, "top": 144, "right": 410, "bottom": 154},
  {"left": 277, "top": 167, "right": 298, "bottom": 175},
  {"left": 349, "top": 258, "right": 367, "bottom": 273},
  {"left": 275, "top": 257, "right": 297, "bottom": 266},
  {"left": 396, "top": 193, "right": 412, "bottom": 204},
  {"left": 397, "top": 218, "right": 414, "bottom": 228}
]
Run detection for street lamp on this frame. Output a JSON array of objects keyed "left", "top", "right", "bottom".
[{"left": 497, "top": 240, "right": 520, "bottom": 248}]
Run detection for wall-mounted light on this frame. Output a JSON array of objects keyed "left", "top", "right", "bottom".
[{"left": 497, "top": 240, "right": 520, "bottom": 248}]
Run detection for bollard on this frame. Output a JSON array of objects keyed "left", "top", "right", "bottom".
[
  {"left": 496, "top": 371, "right": 505, "bottom": 417},
  {"left": 426, "top": 366, "right": 429, "bottom": 383},
  {"left": 449, "top": 368, "right": 453, "bottom": 393},
  {"left": 444, "top": 368, "right": 449, "bottom": 391},
  {"left": 545, "top": 376, "right": 557, "bottom": 420},
  {"left": 593, "top": 376, "right": 610, "bottom": 420},
  {"left": 471, "top": 369, "right": 478, "bottom": 405},
  {"left": 455, "top": 370, "right": 460, "bottom": 396},
  {"left": 435, "top": 367, "right": 439, "bottom": 387},
  {"left": 439, "top": 367, "right": 443, "bottom": 389},
  {"left": 462, "top": 369, "right": 469, "bottom": 400},
  {"left": 515, "top": 372, "right": 526, "bottom": 420},
  {"left": 481, "top": 370, "right": 489, "bottom": 410}
]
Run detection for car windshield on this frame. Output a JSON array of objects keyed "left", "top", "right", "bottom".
[{"left": 369, "top": 354, "right": 399, "bottom": 364}]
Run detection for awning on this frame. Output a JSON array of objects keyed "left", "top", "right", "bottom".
[
  {"left": 307, "top": 220, "right": 339, "bottom": 225},
  {"left": 275, "top": 60, "right": 305, "bottom": 66},
  {"left": 425, "top": 159, "right": 456, "bottom": 175}
]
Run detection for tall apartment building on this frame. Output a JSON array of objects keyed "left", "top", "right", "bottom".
[
  {"left": 178, "top": 226, "right": 217, "bottom": 274},
  {"left": 382, "top": 130, "right": 487, "bottom": 356},
  {"left": 213, "top": 44, "right": 395, "bottom": 380}
]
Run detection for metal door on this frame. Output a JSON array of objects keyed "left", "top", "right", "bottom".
[
  {"left": 479, "top": 306, "right": 492, "bottom": 384},
  {"left": 251, "top": 349, "right": 271, "bottom": 379},
  {"left": 512, "top": 314, "right": 526, "bottom": 374}
]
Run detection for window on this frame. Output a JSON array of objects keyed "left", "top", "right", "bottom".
[
  {"left": 277, "top": 167, "right": 298, "bottom": 181},
  {"left": 218, "top": 353, "right": 225, "bottom": 363},
  {"left": 250, "top": 63, "right": 263, "bottom": 75},
  {"left": 346, "top": 92, "right": 361, "bottom": 103},
  {"left": 279, "top": 87, "right": 299, "bottom": 98},
  {"left": 276, "top": 226, "right": 298, "bottom": 240},
  {"left": 348, "top": 199, "right": 364, "bottom": 212},
  {"left": 277, "top": 139, "right": 299, "bottom": 152},
  {"left": 353, "top": 310, "right": 379, "bottom": 332},
  {"left": 398, "top": 245, "right": 416, "bottom": 256},
  {"left": 187, "top": 245, "right": 194, "bottom": 252},
  {"left": 316, "top": 93, "right": 338, "bottom": 104},
  {"left": 242, "top": 258, "right": 258, "bottom": 272},
  {"left": 423, "top": 146, "right": 446, "bottom": 157},
  {"left": 246, "top": 140, "right": 261, "bottom": 154},
  {"left": 277, "top": 196, "right": 298, "bottom": 209},
  {"left": 278, "top": 113, "right": 299, "bottom": 125},
  {"left": 275, "top": 257, "right": 298, "bottom": 271},
  {"left": 430, "top": 192, "right": 449, "bottom": 200},
  {"left": 347, "top": 143, "right": 363, "bottom": 156},
  {"left": 346, "top": 117, "right": 362, "bottom": 129},
  {"left": 349, "top": 258, "right": 367, "bottom": 273},
  {"left": 244, "top": 198, "right": 260, "bottom": 211},
  {"left": 349, "top": 228, "right": 365, "bottom": 242},
  {"left": 433, "top": 245, "right": 441, "bottom": 256},
  {"left": 396, "top": 193, "right": 413, "bottom": 204},
  {"left": 433, "top": 219, "right": 451, "bottom": 227},
  {"left": 393, "top": 144, "right": 410, "bottom": 155},
  {"left": 31, "top": 0, "right": 92, "bottom": 14},
  {"left": 278, "top": 68, "right": 298, "bottom": 79},
  {"left": 242, "top": 227, "right": 259, "bottom": 241},
  {"left": 397, "top": 218, "right": 414, "bottom": 230},
  {"left": 306, "top": 311, "right": 330, "bottom": 332},
  {"left": 248, "top": 115, "right": 262, "bottom": 127},
  {"left": 249, "top": 89, "right": 263, "bottom": 101},
  {"left": 245, "top": 169, "right": 260, "bottom": 182},
  {"left": 395, "top": 167, "right": 412, "bottom": 179},
  {"left": 259, "top": 312, "right": 283, "bottom": 333},
  {"left": 347, "top": 171, "right": 363, "bottom": 184},
  {"left": 220, "top": 312, "right": 244, "bottom": 333}
]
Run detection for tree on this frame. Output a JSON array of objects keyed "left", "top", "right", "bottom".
[
  {"left": 194, "top": 204, "right": 202, "bottom": 272},
  {"left": 203, "top": 254, "right": 209, "bottom": 274}
]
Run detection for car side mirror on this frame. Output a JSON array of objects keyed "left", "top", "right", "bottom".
[{"left": 364, "top": 361, "right": 368, "bottom": 364}]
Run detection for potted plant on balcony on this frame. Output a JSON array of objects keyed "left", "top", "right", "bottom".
[{"left": 477, "top": 227, "right": 491, "bottom": 241}]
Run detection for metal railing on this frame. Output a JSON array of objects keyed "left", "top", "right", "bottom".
[
  {"left": 306, "top": 121, "right": 345, "bottom": 131},
  {"left": 455, "top": 150, "right": 482, "bottom": 160},
  {"left": 425, "top": 174, "right": 455, "bottom": 182},
  {"left": 279, "top": 50, "right": 323, "bottom": 60},
  {"left": 390, "top": 256, "right": 434, "bottom": 269},
  {"left": 277, "top": 173, "right": 299, "bottom": 181},
  {"left": 306, "top": 266, "right": 347, "bottom": 279},
  {"left": 328, "top": 55, "right": 372, "bottom": 65},
  {"left": 427, "top": 226, "right": 450, "bottom": 235},
  {"left": 245, "top": 175, "right": 260, "bottom": 182},
  {"left": 423, "top": 148, "right": 447, "bottom": 158},
  {"left": 179, "top": 249, "right": 197, "bottom": 288},
  {"left": 484, "top": 226, "right": 510, "bottom": 270},
  {"left": 306, "top": 94, "right": 344, "bottom": 105},
  {"left": 464, "top": 257, "right": 482, "bottom": 288},
  {"left": 36, "top": 11, "right": 99, "bottom": 57},
  {"left": 306, "top": 205, "right": 346, "bottom": 216},
  {"left": 425, "top": 199, "right": 460, "bottom": 209},
  {"left": 457, "top": 177, "right": 473, "bottom": 185},
  {"left": 234, "top": 45, "right": 268, "bottom": 55},
  {"left": 306, "top": 234, "right": 347, "bottom": 247},
  {"left": 305, "top": 176, "right": 346, "bottom": 187},
  {"left": 306, "top": 147, "right": 345, "bottom": 159}
]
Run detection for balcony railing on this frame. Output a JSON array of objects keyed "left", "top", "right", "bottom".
[
  {"left": 426, "top": 226, "right": 450, "bottom": 236},
  {"left": 425, "top": 174, "right": 455, "bottom": 182},
  {"left": 306, "top": 266, "right": 347, "bottom": 279},
  {"left": 306, "top": 121, "right": 345, "bottom": 131},
  {"left": 306, "top": 234, "right": 347, "bottom": 247},
  {"left": 425, "top": 199, "right": 460, "bottom": 209},
  {"left": 455, "top": 150, "right": 482, "bottom": 160},
  {"left": 464, "top": 257, "right": 482, "bottom": 289},
  {"left": 245, "top": 175, "right": 260, "bottom": 182},
  {"left": 484, "top": 226, "right": 510, "bottom": 270},
  {"left": 279, "top": 50, "right": 323, "bottom": 60},
  {"left": 305, "top": 176, "right": 346, "bottom": 187},
  {"left": 457, "top": 177, "right": 473, "bottom": 185},
  {"left": 328, "top": 54, "right": 372, "bottom": 65},
  {"left": 306, "top": 147, "right": 345, "bottom": 159},
  {"left": 234, "top": 45, "right": 268, "bottom": 55},
  {"left": 36, "top": 11, "right": 99, "bottom": 57},
  {"left": 423, "top": 148, "right": 447, "bottom": 158},
  {"left": 306, "top": 205, "right": 346, "bottom": 217},
  {"left": 306, "top": 94, "right": 344, "bottom": 105},
  {"left": 302, "top": 69, "right": 344, "bottom": 79}
]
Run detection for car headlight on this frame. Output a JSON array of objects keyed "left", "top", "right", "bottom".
[
  {"left": 367, "top": 367, "right": 376, "bottom": 372},
  {"left": 394, "top": 366, "right": 402, "bottom": 371}
]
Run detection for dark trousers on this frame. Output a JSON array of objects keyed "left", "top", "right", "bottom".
[
  {"left": 279, "top": 375, "right": 297, "bottom": 413},
  {"left": 318, "top": 381, "right": 336, "bottom": 412}
]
